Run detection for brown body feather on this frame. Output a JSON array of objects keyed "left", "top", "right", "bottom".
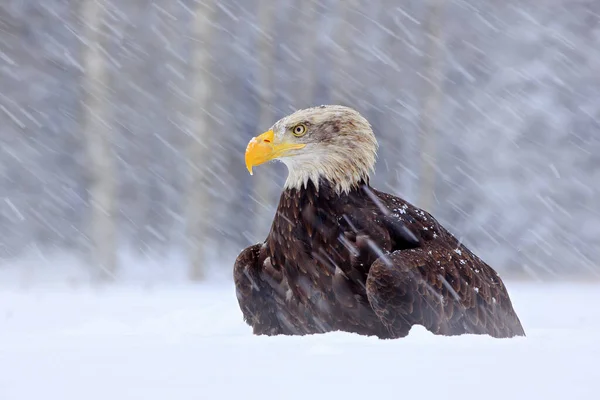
[{"left": 234, "top": 179, "right": 525, "bottom": 338}]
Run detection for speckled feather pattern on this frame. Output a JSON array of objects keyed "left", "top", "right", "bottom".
[{"left": 234, "top": 180, "right": 525, "bottom": 339}]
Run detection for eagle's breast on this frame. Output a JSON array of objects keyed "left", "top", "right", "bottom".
[{"left": 263, "top": 180, "right": 390, "bottom": 335}]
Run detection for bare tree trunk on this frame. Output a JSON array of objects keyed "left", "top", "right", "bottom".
[
  {"left": 80, "top": 0, "right": 117, "bottom": 281},
  {"left": 185, "top": 0, "right": 216, "bottom": 281},
  {"left": 297, "top": 0, "right": 318, "bottom": 107},
  {"left": 418, "top": 0, "right": 445, "bottom": 212},
  {"left": 251, "top": 0, "right": 278, "bottom": 242},
  {"left": 160, "top": 1, "right": 193, "bottom": 255},
  {"left": 330, "top": 0, "right": 358, "bottom": 105},
  {"left": 378, "top": 3, "right": 420, "bottom": 197}
]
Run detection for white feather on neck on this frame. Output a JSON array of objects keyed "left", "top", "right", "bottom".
[{"left": 281, "top": 143, "right": 376, "bottom": 194}]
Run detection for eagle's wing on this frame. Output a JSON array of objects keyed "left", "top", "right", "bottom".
[
  {"left": 233, "top": 243, "right": 309, "bottom": 336},
  {"left": 362, "top": 189, "right": 526, "bottom": 338},
  {"left": 233, "top": 243, "right": 285, "bottom": 335},
  {"left": 366, "top": 243, "right": 525, "bottom": 338}
]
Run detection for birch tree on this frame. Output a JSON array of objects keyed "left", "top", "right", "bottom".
[
  {"left": 417, "top": 0, "right": 445, "bottom": 212},
  {"left": 330, "top": 0, "right": 358, "bottom": 105},
  {"left": 378, "top": 2, "right": 422, "bottom": 197},
  {"left": 185, "top": 0, "right": 217, "bottom": 281},
  {"left": 80, "top": 0, "right": 117, "bottom": 281},
  {"left": 297, "top": 0, "right": 318, "bottom": 107},
  {"left": 251, "top": 0, "right": 278, "bottom": 241}
]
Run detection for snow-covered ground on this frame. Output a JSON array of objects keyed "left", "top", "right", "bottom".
[{"left": 1, "top": 281, "right": 599, "bottom": 400}]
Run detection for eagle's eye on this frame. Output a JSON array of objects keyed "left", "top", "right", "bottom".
[{"left": 292, "top": 124, "right": 307, "bottom": 137}]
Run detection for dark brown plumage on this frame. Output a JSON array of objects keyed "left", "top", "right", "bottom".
[{"left": 235, "top": 105, "right": 525, "bottom": 339}]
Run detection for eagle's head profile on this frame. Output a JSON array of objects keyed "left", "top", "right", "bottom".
[{"left": 245, "top": 105, "right": 378, "bottom": 193}]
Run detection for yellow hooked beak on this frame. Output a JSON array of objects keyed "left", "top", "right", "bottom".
[{"left": 245, "top": 129, "right": 306, "bottom": 175}]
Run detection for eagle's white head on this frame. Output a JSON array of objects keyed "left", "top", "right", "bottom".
[{"left": 245, "top": 105, "right": 378, "bottom": 194}]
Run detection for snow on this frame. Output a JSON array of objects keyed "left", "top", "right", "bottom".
[{"left": 1, "top": 281, "right": 599, "bottom": 400}]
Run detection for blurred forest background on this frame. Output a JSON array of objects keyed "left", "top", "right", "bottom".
[{"left": 0, "top": 0, "right": 599, "bottom": 285}]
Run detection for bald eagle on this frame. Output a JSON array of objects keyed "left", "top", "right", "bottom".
[{"left": 234, "top": 105, "right": 525, "bottom": 339}]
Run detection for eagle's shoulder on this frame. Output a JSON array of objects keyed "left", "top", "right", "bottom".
[{"left": 346, "top": 186, "right": 446, "bottom": 251}]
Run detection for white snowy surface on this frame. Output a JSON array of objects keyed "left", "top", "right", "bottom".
[{"left": 1, "top": 281, "right": 599, "bottom": 400}]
